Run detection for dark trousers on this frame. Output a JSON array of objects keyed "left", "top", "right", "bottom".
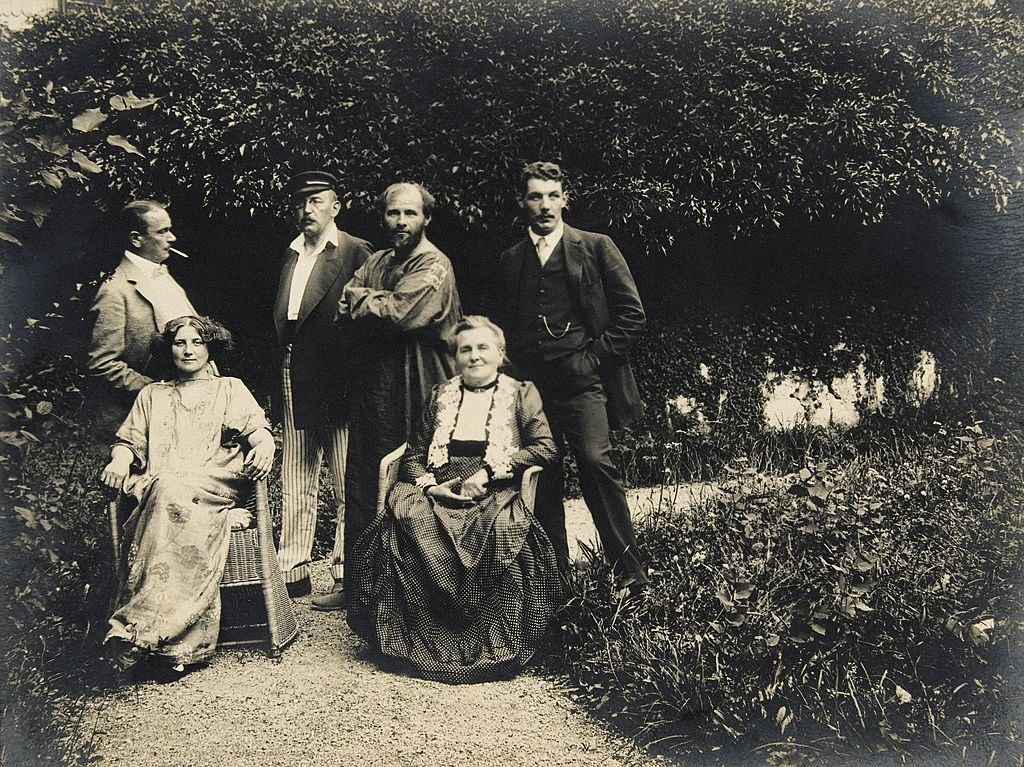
[{"left": 519, "top": 358, "right": 648, "bottom": 587}]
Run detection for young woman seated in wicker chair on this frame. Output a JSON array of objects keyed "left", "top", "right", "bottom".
[{"left": 99, "top": 315, "right": 275, "bottom": 677}]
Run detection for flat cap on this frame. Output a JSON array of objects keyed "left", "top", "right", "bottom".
[{"left": 287, "top": 170, "right": 338, "bottom": 198}]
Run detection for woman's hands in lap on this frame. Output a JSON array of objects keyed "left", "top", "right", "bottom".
[
  {"left": 427, "top": 478, "right": 474, "bottom": 507},
  {"left": 459, "top": 469, "right": 489, "bottom": 500},
  {"left": 425, "top": 470, "right": 489, "bottom": 507}
]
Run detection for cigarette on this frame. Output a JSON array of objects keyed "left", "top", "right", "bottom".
[{"left": 169, "top": 247, "right": 190, "bottom": 259}]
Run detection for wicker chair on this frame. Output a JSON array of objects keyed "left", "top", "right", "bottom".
[
  {"left": 108, "top": 477, "right": 298, "bottom": 657},
  {"left": 377, "top": 443, "right": 542, "bottom": 513}
]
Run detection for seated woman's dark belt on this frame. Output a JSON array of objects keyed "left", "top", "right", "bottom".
[{"left": 448, "top": 439, "right": 486, "bottom": 457}]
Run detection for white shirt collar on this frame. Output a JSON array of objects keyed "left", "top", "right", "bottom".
[
  {"left": 528, "top": 221, "right": 564, "bottom": 249},
  {"left": 123, "top": 250, "right": 165, "bottom": 279},
  {"left": 288, "top": 220, "right": 339, "bottom": 258}
]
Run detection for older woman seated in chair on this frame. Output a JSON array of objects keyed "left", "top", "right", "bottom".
[
  {"left": 100, "top": 315, "right": 275, "bottom": 675},
  {"left": 346, "top": 315, "right": 563, "bottom": 683}
]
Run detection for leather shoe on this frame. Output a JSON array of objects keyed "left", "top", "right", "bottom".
[
  {"left": 286, "top": 576, "right": 311, "bottom": 598},
  {"left": 310, "top": 579, "right": 345, "bottom": 611},
  {"left": 151, "top": 661, "right": 191, "bottom": 684}
]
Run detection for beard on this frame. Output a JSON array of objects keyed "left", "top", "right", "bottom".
[{"left": 392, "top": 226, "right": 424, "bottom": 254}]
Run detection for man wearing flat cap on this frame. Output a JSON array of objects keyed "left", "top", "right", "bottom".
[{"left": 273, "top": 170, "right": 372, "bottom": 603}]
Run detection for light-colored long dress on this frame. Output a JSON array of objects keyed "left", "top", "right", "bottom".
[{"left": 105, "top": 376, "right": 271, "bottom": 666}]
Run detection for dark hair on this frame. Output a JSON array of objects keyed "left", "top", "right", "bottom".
[
  {"left": 518, "top": 161, "right": 567, "bottom": 197},
  {"left": 446, "top": 315, "right": 507, "bottom": 357},
  {"left": 120, "top": 199, "right": 167, "bottom": 241},
  {"left": 378, "top": 182, "right": 435, "bottom": 218},
  {"left": 151, "top": 315, "right": 234, "bottom": 368}
]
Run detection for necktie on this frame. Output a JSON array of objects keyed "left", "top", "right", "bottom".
[{"left": 536, "top": 236, "right": 550, "bottom": 267}]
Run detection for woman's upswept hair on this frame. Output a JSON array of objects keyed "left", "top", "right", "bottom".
[
  {"left": 151, "top": 315, "right": 234, "bottom": 365},
  {"left": 446, "top": 315, "right": 507, "bottom": 357}
]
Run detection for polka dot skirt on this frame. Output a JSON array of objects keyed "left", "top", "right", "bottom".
[{"left": 346, "top": 454, "right": 563, "bottom": 684}]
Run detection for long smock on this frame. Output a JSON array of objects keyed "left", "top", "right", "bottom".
[
  {"left": 338, "top": 247, "right": 463, "bottom": 563},
  {"left": 105, "top": 376, "right": 270, "bottom": 665}
]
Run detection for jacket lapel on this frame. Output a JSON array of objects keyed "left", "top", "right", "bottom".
[
  {"left": 561, "top": 225, "right": 585, "bottom": 298},
  {"left": 274, "top": 249, "right": 298, "bottom": 340},
  {"left": 297, "top": 240, "right": 344, "bottom": 327},
  {"left": 506, "top": 237, "right": 532, "bottom": 316},
  {"left": 118, "top": 257, "right": 158, "bottom": 309}
]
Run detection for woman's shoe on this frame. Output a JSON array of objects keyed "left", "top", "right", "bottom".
[
  {"left": 112, "top": 644, "right": 146, "bottom": 672},
  {"left": 151, "top": 661, "right": 191, "bottom": 684}
]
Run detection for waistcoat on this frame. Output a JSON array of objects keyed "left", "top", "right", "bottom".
[{"left": 514, "top": 239, "right": 587, "bottom": 361}]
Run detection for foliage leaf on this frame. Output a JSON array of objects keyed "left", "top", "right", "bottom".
[
  {"left": 71, "top": 108, "right": 107, "bottom": 133},
  {"left": 108, "top": 91, "right": 160, "bottom": 111},
  {"left": 70, "top": 151, "right": 102, "bottom": 174},
  {"left": 105, "top": 135, "right": 143, "bottom": 157}
]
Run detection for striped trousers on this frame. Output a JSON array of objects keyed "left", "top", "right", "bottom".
[{"left": 278, "top": 361, "right": 348, "bottom": 584}]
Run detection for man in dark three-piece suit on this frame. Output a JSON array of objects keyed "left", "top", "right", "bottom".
[
  {"left": 496, "top": 161, "right": 648, "bottom": 594},
  {"left": 273, "top": 171, "right": 373, "bottom": 605}
]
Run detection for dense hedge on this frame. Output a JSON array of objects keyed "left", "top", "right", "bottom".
[
  {"left": 1, "top": 0, "right": 1022, "bottom": 258},
  {"left": 612, "top": 291, "right": 1016, "bottom": 486}
]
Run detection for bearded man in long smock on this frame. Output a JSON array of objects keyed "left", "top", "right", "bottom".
[{"left": 332, "top": 182, "right": 463, "bottom": 608}]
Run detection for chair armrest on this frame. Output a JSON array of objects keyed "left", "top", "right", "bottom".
[
  {"left": 109, "top": 497, "right": 123, "bottom": 577},
  {"left": 376, "top": 443, "right": 408, "bottom": 517},
  {"left": 520, "top": 466, "right": 542, "bottom": 513}
]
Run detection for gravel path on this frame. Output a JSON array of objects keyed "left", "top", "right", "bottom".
[{"left": 77, "top": 487, "right": 716, "bottom": 767}]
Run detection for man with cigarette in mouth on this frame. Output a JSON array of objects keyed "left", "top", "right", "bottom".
[{"left": 86, "top": 199, "right": 204, "bottom": 437}]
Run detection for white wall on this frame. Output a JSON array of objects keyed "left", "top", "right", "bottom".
[{"left": 0, "top": 0, "right": 59, "bottom": 30}]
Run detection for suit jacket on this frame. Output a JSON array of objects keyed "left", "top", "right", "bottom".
[
  {"left": 497, "top": 224, "right": 646, "bottom": 429},
  {"left": 274, "top": 230, "right": 373, "bottom": 429},
  {"left": 86, "top": 256, "right": 179, "bottom": 435},
  {"left": 87, "top": 256, "right": 167, "bottom": 393}
]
